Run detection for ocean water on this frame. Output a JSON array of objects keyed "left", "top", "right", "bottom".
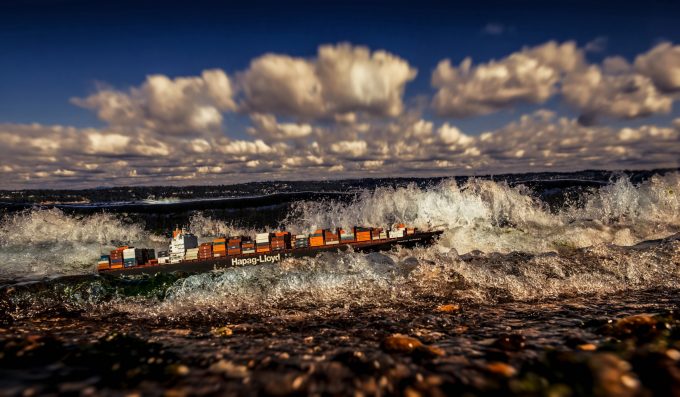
[{"left": 1, "top": 171, "right": 679, "bottom": 395}]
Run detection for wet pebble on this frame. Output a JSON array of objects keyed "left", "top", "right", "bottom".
[
  {"left": 436, "top": 304, "right": 461, "bottom": 313},
  {"left": 382, "top": 334, "right": 445, "bottom": 358}
]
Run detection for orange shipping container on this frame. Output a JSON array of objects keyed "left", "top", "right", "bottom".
[
  {"left": 309, "top": 236, "right": 324, "bottom": 247},
  {"left": 110, "top": 263, "right": 123, "bottom": 270},
  {"left": 256, "top": 246, "right": 271, "bottom": 253},
  {"left": 356, "top": 232, "right": 371, "bottom": 242}
]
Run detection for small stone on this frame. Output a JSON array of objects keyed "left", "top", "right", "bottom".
[
  {"left": 382, "top": 334, "right": 445, "bottom": 357},
  {"left": 404, "top": 387, "right": 422, "bottom": 397},
  {"left": 292, "top": 375, "right": 305, "bottom": 390},
  {"left": 278, "top": 352, "right": 290, "bottom": 360},
  {"left": 436, "top": 304, "right": 461, "bottom": 313},
  {"left": 620, "top": 374, "right": 639, "bottom": 389},
  {"left": 303, "top": 336, "right": 314, "bottom": 344},
  {"left": 382, "top": 334, "right": 423, "bottom": 353},
  {"left": 209, "top": 359, "right": 249, "bottom": 378},
  {"left": 486, "top": 362, "right": 517, "bottom": 377},
  {"left": 577, "top": 343, "right": 597, "bottom": 351},
  {"left": 211, "top": 326, "right": 233, "bottom": 337},
  {"left": 666, "top": 349, "right": 680, "bottom": 361},
  {"left": 168, "top": 364, "right": 190, "bottom": 376},
  {"left": 609, "top": 314, "right": 660, "bottom": 340}
]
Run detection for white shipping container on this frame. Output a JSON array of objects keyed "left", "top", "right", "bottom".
[
  {"left": 123, "top": 248, "right": 144, "bottom": 259},
  {"left": 256, "top": 233, "right": 270, "bottom": 239},
  {"left": 388, "top": 230, "right": 404, "bottom": 238}
]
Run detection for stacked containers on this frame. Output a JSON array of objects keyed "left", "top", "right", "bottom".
[
  {"left": 256, "top": 233, "right": 270, "bottom": 253},
  {"left": 241, "top": 242, "right": 255, "bottom": 254},
  {"left": 271, "top": 232, "right": 290, "bottom": 251},
  {"left": 228, "top": 238, "right": 242, "bottom": 255},
  {"left": 355, "top": 227, "right": 372, "bottom": 242},
  {"left": 294, "top": 234, "right": 309, "bottom": 249},
  {"left": 213, "top": 238, "right": 226, "bottom": 257},
  {"left": 144, "top": 248, "right": 156, "bottom": 264},
  {"left": 123, "top": 248, "right": 144, "bottom": 267},
  {"left": 406, "top": 227, "right": 416, "bottom": 235},
  {"left": 241, "top": 239, "right": 255, "bottom": 254},
  {"left": 97, "top": 255, "right": 110, "bottom": 271},
  {"left": 338, "top": 228, "right": 354, "bottom": 243},
  {"left": 309, "top": 230, "right": 324, "bottom": 247},
  {"left": 199, "top": 243, "right": 213, "bottom": 260},
  {"left": 324, "top": 229, "right": 339, "bottom": 245},
  {"left": 185, "top": 248, "right": 199, "bottom": 261},
  {"left": 371, "top": 228, "right": 384, "bottom": 240},
  {"left": 109, "top": 247, "right": 125, "bottom": 269}
]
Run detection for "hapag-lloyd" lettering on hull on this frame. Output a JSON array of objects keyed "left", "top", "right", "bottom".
[{"left": 230, "top": 253, "right": 282, "bottom": 267}]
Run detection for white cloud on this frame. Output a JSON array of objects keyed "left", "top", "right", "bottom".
[
  {"left": 634, "top": 42, "right": 680, "bottom": 92},
  {"left": 329, "top": 140, "right": 368, "bottom": 158},
  {"left": 86, "top": 132, "right": 132, "bottom": 155},
  {"left": 73, "top": 69, "right": 236, "bottom": 135},
  {"left": 432, "top": 41, "right": 584, "bottom": 117},
  {"left": 562, "top": 63, "right": 673, "bottom": 122},
  {"left": 247, "top": 114, "right": 314, "bottom": 140},
  {"left": 438, "top": 123, "right": 474, "bottom": 146},
  {"left": 240, "top": 43, "right": 416, "bottom": 119}
]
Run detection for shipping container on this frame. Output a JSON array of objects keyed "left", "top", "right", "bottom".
[
  {"left": 309, "top": 236, "right": 324, "bottom": 247},
  {"left": 388, "top": 229, "right": 404, "bottom": 238},
  {"left": 356, "top": 231, "right": 371, "bottom": 242},
  {"left": 256, "top": 245, "right": 271, "bottom": 253}
]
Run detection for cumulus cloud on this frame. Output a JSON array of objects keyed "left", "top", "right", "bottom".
[
  {"left": 634, "top": 42, "right": 680, "bottom": 92},
  {"left": 562, "top": 62, "right": 673, "bottom": 123},
  {"left": 240, "top": 43, "right": 417, "bottom": 119},
  {"left": 432, "top": 40, "right": 680, "bottom": 122},
  {"left": 73, "top": 69, "right": 236, "bottom": 135},
  {"left": 247, "top": 114, "right": 314, "bottom": 141},
  {"left": 1, "top": 111, "right": 678, "bottom": 188},
  {"left": 432, "top": 41, "right": 584, "bottom": 117},
  {"left": 2, "top": 41, "right": 680, "bottom": 188}
]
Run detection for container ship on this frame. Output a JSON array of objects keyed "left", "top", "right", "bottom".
[{"left": 97, "top": 225, "right": 442, "bottom": 276}]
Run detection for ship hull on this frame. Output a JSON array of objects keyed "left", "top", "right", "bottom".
[{"left": 100, "top": 231, "right": 442, "bottom": 277}]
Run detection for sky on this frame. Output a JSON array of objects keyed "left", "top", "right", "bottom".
[{"left": 1, "top": 0, "right": 679, "bottom": 188}]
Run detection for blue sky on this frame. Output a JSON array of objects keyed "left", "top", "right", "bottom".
[
  {"left": 3, "top": 0, "right": 679, "bottom": 131},
  {"left": 0, "top": 0, "right": 679, "bottom": 187}
]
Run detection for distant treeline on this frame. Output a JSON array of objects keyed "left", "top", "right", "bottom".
[{"left": 0, "top": 169, "right": 676, "bottom": 204}]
